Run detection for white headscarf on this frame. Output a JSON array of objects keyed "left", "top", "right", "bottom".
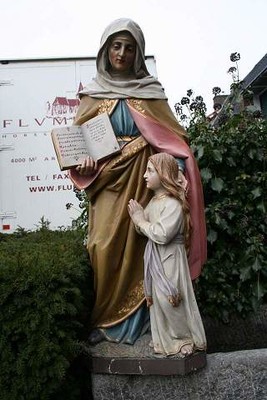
[{"left": 80, "top": 18, "right": 167, "bottom": 100}]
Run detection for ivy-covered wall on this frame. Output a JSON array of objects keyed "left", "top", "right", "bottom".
[{"left": 175, "top": 67, "right": 267, "bottom": 321}]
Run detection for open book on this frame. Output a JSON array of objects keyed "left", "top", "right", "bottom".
[{"left": 51, "top": 112, "right": 121, "bottom": 171}]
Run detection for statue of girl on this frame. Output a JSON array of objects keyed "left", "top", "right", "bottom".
[{"left": 128, "top": 153, "right": 206, "bottom": 356}]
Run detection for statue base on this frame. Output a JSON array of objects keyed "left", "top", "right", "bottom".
[{"left": 88, "top": 333, "right": 206, "bottom": 375}]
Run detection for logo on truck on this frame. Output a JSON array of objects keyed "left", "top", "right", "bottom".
[{"left": 46, "top": 97, "right": 80, "bottom": 118}]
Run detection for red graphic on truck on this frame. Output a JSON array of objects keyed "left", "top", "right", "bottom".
[{"left": 46, "top": 82, "right": 83, "bottom": 118}]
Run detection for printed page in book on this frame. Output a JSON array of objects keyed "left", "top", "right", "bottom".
[
  {"left": 51, "top": 125, "right": 88, "bottom": 170},
  {"left": 81, "top": 112, "right": 120, "bottom": 162},
  {"left": 51, "top": 112, "right": 120, "bottom": 171}
]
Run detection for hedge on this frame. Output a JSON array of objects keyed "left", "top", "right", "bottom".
[
  {"left": 175, "top": 87, "right": 267, "bottom": 322},
  {"left": 0, "top": 228, "right": 93, "bottom": 400}
]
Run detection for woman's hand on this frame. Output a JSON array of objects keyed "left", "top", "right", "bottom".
[
  {"left": 128, "top": 199, "right": 145, "bottom": 225},
  {"left": 76, "top": 156, "right": 98, "bottom": 176}
]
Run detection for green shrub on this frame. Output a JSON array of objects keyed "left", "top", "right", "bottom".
[
  {"left": 175, "top": 82, "right": 267, "bottom": 321},
  {"left": 192, "top": 112, "right": 266, "bottom": 321},
  {"left": 0, "top": 228, "right": 93, "bottom": 400}
]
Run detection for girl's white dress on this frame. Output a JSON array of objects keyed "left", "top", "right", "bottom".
[{"left": 137, "top": 195, "right": 206, "bottom": 356}]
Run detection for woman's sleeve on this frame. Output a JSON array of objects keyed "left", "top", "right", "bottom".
[{"left": 137, "top": 199, "right": 183, "bottom": 244}]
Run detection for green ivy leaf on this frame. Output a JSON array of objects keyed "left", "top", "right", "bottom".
[
  {"left": 227, "top": 211, "right": 235, "bottom": 220},
  {"left": 211, "top": 177, "right": 224, "bottom": 192},
  {"left": 256, "top": 281, "right": 264, "bottom": 300},
  {"left": 213, "top": 149, "right": 223, "bottom": 162},
  {"left": 251, "top": 188, "right": 261, "bottom": 199},
  {"left": 239, "top": 173, "right": 251, "bottom": 180},
  {"left": 240, "top": 265, "right": 251, "bottom": 281},
  {"left": 248, "top": 148, "right": 256, "bottom": 159},
  {"left": 201, "top": 167, "right": 212, "bottom": 181},
  {"left": 226, "top": 157, "right": 236, "bottom": 167},
  {"left": 207, "top": 229, "right": 218, "bottom": 244},
  {"left": 252, "top": 257, "right": 261, "bottom": 272},
  {"left": 257, "top": 202, "right": 266, "bottom": 212},
  {"left": 197, "top": 145, "right": 204, "bottom": 159}
]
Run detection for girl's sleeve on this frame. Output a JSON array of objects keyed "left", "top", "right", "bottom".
[{"left": 137, "top": 199, "right": 183, "bottom": 244}]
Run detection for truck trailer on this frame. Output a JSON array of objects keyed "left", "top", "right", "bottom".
[{"left": 0, "top": 56, "right": 157, "bottom": 233}]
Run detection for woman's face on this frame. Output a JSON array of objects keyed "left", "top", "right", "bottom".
[{"left": 108, "top": 32, "right": 136, "bottom": 74}]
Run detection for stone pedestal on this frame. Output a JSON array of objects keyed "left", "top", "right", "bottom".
[
  {"left": 89, "top": 345, "right": 267, "bottom": 400},
  {"left": 89, "top": 333, "right": 206, "bottom": 376},
  {"left": 85, "top": 308, "right": 267, "bottom": 399}
]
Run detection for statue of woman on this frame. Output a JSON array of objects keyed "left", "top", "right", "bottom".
[
  {"left": 128, "top": 153, "right": 206, "bottom": 356},
  {"left": 69, "top": 18, "right": 207, "bottom": 345}
]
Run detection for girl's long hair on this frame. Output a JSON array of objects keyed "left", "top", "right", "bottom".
[{"left": 148, "top": 153, "right": 191, "bottom": 251}]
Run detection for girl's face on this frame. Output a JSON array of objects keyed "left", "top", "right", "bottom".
[
  {"left": 144, "top": 161, "right": 163, "bottom": 192},
  {"left": 108, "top": 32, "right": 136, "bottom": 74}
]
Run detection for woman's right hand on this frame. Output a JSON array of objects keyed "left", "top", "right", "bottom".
[{"left": 76, "top": 156, "right": 98, "bottom": 176}]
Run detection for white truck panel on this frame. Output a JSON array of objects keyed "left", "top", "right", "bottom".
[{"left": 0, "top": 57, "right": 157, "bottom": 233}]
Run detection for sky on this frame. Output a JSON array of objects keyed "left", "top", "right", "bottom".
[{"left": 1, "top": 0, "right": 267, "bottom": 113}]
